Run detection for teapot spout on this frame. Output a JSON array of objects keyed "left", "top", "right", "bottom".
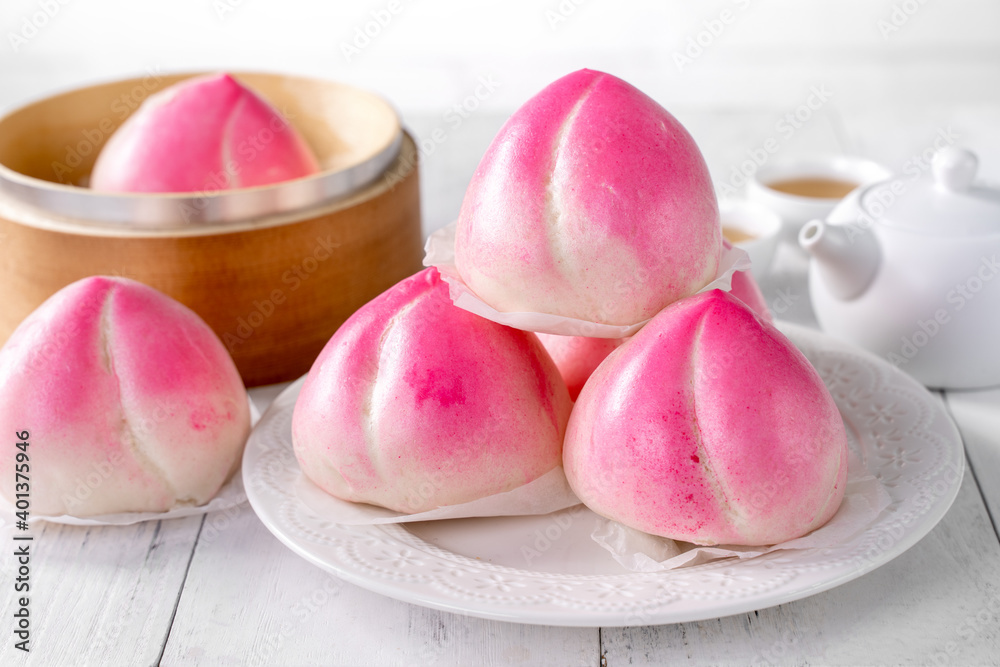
[{"left": 799, "top": 220, "right": 880, "bottom": 300}]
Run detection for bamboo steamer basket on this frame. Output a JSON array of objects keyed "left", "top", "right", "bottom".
[{"left": 0, "top": 72, "right": 423, "bottom": 386}]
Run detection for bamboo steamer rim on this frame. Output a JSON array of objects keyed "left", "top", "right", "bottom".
[
  {"left": 0, "top": 133, "right": 417, "bottom": 239},
  {"left": 0, "top": 70, "right": 403, "bottom": 232}
]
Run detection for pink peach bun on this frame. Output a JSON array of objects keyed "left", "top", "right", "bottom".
[
  {"left": 455, "top": 68, "right": 721, "bottom": 325},
  {"left": 0, "top": 276, "right": 251, "bottom": 517},
  {"left": 91, "top": 72, "right": 320, "bottom": 194},
  {"left": 563, "top": 289, "right": 848, "bottom": 546},
  {"left": 292, "top": 267, "right": 573, "bottom": 514}
]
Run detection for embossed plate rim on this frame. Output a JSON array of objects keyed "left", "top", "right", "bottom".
[{"left": 243, "top": 321, "right": 964, "bottom": 626}]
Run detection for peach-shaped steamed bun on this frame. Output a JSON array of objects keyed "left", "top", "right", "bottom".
[
  {"left": 536, "top": 334, "right": 622, "bottom": 401},
  {"left": 91, "top": 72, "right": 320, "bottom": 193},
  {"left": 292, "top": 268, "right": 573, "bottom": 513},
  {"left": 455, "top": 68, "right": 721, "bottom": 325},
  {"left": 564, "top": 290, "right": 848, "bottom": 546},
  {"left": 0, "top": 276, "right": 251, "bottom": 517}
]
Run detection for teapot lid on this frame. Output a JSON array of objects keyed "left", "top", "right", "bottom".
[{"left": 859, "top": 148, "right": 1000, "bottom": 235}]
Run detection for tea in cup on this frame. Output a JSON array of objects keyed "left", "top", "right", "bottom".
[{"left": 747, "top": 156, "right": 892, "bottom": 231}]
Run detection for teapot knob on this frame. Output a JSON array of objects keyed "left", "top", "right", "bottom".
[{"left": 933, "top": 147, "right": 978, "bottom": 192}]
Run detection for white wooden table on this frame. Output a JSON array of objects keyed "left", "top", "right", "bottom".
[{"left": 4, "top": 108, "right": 1000, "bottom": 667}]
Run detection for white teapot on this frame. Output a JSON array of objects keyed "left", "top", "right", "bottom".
[{"left": 799, "top": 147, "right": 1000, "bottom": 389}]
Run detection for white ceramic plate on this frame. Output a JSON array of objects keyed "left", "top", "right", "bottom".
[{"left": 243, "top": 322, "right": 964, "bottom": 626}]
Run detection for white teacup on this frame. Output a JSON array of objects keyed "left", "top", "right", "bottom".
[
  {"left": 719, "top": 200, "right": 782, "bottom": 277},
  {"left": 747, "top": 155, "right": 892, "bottom": 232}
]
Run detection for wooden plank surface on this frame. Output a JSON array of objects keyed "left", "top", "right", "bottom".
[
  {"left": 160, "top": 502, "right": 600, "bottom": 666},
  {"left": 946, "top": 388, "right": 1000, "bottom": 540},
  {"left": 0, "top": 516, "right": 203, "bottom": 666}
]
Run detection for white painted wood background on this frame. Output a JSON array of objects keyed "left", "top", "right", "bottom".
[{"left": 2, "top": 1, "right": 1000, "bottom": 664}]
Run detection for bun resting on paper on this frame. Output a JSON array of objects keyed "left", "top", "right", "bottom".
[
  {"left": 454, "top": 68, "right": 721, "bottom": 325},
  {"left": 563, "top": 290, "right": 848, "bottom": 546},
  {"left": 0, "top": 276, "right": 251, "bottom": 517},
  {"left": 292, "top": 267, "right": 572, "bottom": 513},
  {"left": 91, "top": 72, "right": 320, "bottom": 194},
  {"left": 536, "top": 334, "right": 622, "bottom": 402}
]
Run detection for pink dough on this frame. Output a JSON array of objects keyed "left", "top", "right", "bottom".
[
  {"left": 536, "top": 333, "right": 621, "bottom": 401},
  {"left": 292, "top": 267, "right": 573, "bottom": 513},
  {"left": 563, "top": 290, "right": 848, "bottom": 546},
  {"left": 455, "top": 68, "right": 721, "bottom": 325},
  {"left": 0, "top": 277, "right": 251, "bottom": 516},
  {"left": 91, "top": 73, "right": 320, "bottom": 193}
]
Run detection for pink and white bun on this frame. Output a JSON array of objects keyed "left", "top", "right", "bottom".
[
  {"left": 564, "top": 290, "right": 848, "bottom": 546},
  {"left": 536, "top": 334, "right": 622, "bottom": 401},
  {"left": 91, "top": 72, "right": 320, "bottom": 193},
  {"left": 292, "top": 268, "right": 572, "bottom": 514},
  {"left": 0, "top": 277, "right": 251, "bottom": 517},
  {"left": 455, "top": 69, "right": 721, "bottom": 325}
]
